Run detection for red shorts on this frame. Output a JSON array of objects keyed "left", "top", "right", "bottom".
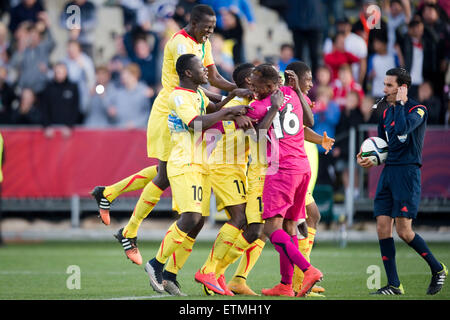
[{"left": 262, "top": 171, "right": 311, "bottom": 221}]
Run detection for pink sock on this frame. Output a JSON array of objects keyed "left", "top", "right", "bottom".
[{"left": 270, "top": 229, "right": 311, "bottom": 278}]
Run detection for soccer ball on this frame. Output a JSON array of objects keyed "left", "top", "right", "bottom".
[
  {"left": 360, "top": 137, "right": 388, "bottom": 166},
  {"left": 201, "top": 284, "right": 215, "bottom": 296}
]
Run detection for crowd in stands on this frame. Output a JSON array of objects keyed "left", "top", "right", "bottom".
[{"left": 0, "top": 0, "right": 449, "bottom": 195}]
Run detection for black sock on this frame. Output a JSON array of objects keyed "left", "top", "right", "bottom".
[
  {"left": 379, "top": 237, "right": 401, "bottom": 287},
  {"left": 407, "top": 233, "right": 442, "bottom": 273}
]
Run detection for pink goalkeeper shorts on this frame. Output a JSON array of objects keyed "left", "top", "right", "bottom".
[{"left": 262, "top": 170, "right": 311, "bottom": 221}]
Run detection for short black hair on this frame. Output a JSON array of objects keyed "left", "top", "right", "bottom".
[
  {"left": 285, "top": 61, "right": 311, "bottom": 80},
  {"left": 386, "top": 67, "right": 411, "bottom": 88},
  {"left": 252, "top": 63, "right": 279, "bottom": 84},
  {"left": 232, "top": 63, "right": 255, "bottom": 88},
  {"left": 176, "top": 53, "right": 197, "bottom": 78},
  {"left": 190, "top": 4, "right": 216, "bottom": 23}
]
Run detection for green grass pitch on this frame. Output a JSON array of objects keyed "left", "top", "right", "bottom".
[{"left": 0, "top": 240, "right": 448, "bottom": 300}]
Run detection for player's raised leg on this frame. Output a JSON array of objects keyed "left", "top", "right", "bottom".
[{"left": 91, "top": 166, "right": 158, "bottom": 225}]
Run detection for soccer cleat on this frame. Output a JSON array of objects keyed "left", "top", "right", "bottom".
[
  {"left": 312, "top": 285, "right": 325, "bottom": 293},
  {"left": 145, "top": 260, "right": 165, "bottom": 293},
  {"left": 306, "top": 291, "right": 326, "bottom": 298},
  {"left": 370, "top": 284, "right": 405, "bottom": 295},
  {"left": 114, "top": 228, "right": 142, "bottom": 265},
  {"left": 296, "top": 266, "right": 323, "bottom": 297},
  {"left": 217, "top": 274, "right": 234, "bottom": 296},
  {"left": 228, "top": 277, "right": 259, "bottom": 296},
  {"left": 427, "top": 263, "right": 447, "bottom": 295},
  {"left": 163, "top": 279, "right": 187, "bottom": 296},
  {"left": 91, "top": 186, "right": 112, "bottom": 225},
  {"left": 261, "top": 283, "right": 295, "bottom": 297},
  {"left": 194, "top": 270, "right": 225, "bottom": 295}
]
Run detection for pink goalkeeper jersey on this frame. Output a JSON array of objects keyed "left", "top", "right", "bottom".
[{"left": 247, "top": 86, "right": 310, "bottom": 174}]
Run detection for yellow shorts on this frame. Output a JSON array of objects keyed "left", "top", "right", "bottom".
[
  {"left": 147, "top": 90, "right": 171, "bottom": 161},
  {"left": 305, "top": 191, "right": 315, "bottom": 207},
  {"left": 245, "top": 164, "right": 266, "bottom": 225},
  {"left": 210, "top": 165, "right": 247, "bottom": 214},
  {"left": 170, "top": 171, "right": 211, "bottom": 216}
]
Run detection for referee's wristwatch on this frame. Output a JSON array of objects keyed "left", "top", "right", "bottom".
[{"left": 396, "top": 100, "right": 405, "bottom": 106}]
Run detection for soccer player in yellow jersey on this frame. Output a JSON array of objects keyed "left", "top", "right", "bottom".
[
  {"left": 144, "top": 54, "right": 252, "bottom": 295},
  {"left": 196, "top": 63, "right": 255, "bottom": 296},
  {"left": 91, "top": 5, "right": 239, "bottom": 265}
]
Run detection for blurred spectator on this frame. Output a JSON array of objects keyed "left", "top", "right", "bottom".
[
  {"left": 210, "top": 33, "right": 234, "bottom": 82},
  {"left": 108, "top": 33, "right": 131, "bottom": 87},
  {"left": 123, "top": 28, "right": 160, "bottom": 92},
  {"left": 0, "top": 23, "right": 9, "bottom": 67},
  {"left": 137, "top": 0, "right": 177, "bottom": 34},
  {"left": 0, "top": 1, "right": 10, "bottom": 20},
  {"left": 322, "top": 0, "right": 345, "bottom": 37},
  {"left": 382, "top": 0, "right": 411, "bottom": 57},
  {"left": 395, "top": 18, "right": 443, "bottom": 99},
  {"left": 200, "top": 0, "right": 255, "bottom": 30},
  {"left": 351, "top": 0, "right": 388, "bottom": 56},
  {"left": 277, "top": 43, "right": 297, "bottom": 73},
  {"left": 83, "top": 66, "right": 114, "bottom": 128},
  {"left": 312, "top": 85, "right": 340, "bottom": 185},
  {"left": 8, "top": 0, "right": 45, "bottom": 34},
  {"left": 324, "top": 32, "right": 360, "bottom": 81},
  {"left": 282, "top": 0, "right": 325, "bottom": 75},
  {"left": 10, "top": 88, "right": 42, "bottom": 125},
  {"left": 173, "top": 0, "right": 199, "bottom": 29},
  {"left": 367, "top": 33, "right": 399, "bottom": 99},
  {"left": 216, "top": 9, "right": 245, "bottom": 65},
  {"left": 416, "top": 0, "right": 449, "bottom": 22},
  {"left": 60, "top": 0, "right": 98, "bottom": 58},
  {"left": 309, "top": 65, "right": 331, "bottom": 101},
  {"left": 418, "top": 81, "right": 442, "bottom": 124},
  {"left": 332, "top": 64, "right": 365, "bottom": 111},
  {"left": 63, "top": 40, "right": 95, "bottom": 116},
  {"left": 323, "top": 17, "right": 367, "bottom": 84},
  {"left": 0, "top": 66, "right": 16, "bottom": 124},
  {"left": 106, "top": 63, "right": 151, "bottom": 128},
  {"left": 333, "top": 90, "right": 363, "bottom": 195},
  {"left": 41, "top": 62, "right": 80, "bottom": 138},
  {"left": 118, "top": 0, "right": 144, "bottom": 30},
  {"left": 9, "top": 15, "right": 55, "bottom": 94},
  {"left": 360, "top": 95, "right": 379, "bottom": 124}
]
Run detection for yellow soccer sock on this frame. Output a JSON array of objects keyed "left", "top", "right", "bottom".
[
  {"left": 307, "top": 227, "right": 317, "bottom": 255},
  {"left": 216, "top": 232, "right": 252, "bottom": 276},
  {"left": 201, "top": 222, "right": 240, "bottom": 274},
  {"left": 103, "top": 165, "right": 157, "bottom": 202},
  {"left": 293, "top": 236, "right": 310, "bottom": 293},
  {"left": 232, "top": 238, "right": 265, "bottom": 280},
  {"left": 165, "top": 236, "right": 195, "bottom": 275},
  {"left": 155, "top": 222, "right": 187, "bottom": 265},
  {"left": 122, "top": 181, "right": 164, "bottom": 238}
]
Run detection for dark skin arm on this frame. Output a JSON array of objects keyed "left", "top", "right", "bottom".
[
  {"left": 189, "top": 105, "right": 248, "bottom": 130},
  {"left": 254, "top": 89, "right": 284, "bottom": 138},
  {"left": 206, "top": 88, "right": 253, "bottom": 113},
  {"left": 304, "top": 128, "right": 334, "bottom": 154},
  {"left": 207, "top": 64, "right": 237, "bottom": 92},
  {"left": 285, "top": 70, "right": 314, "bottom": 127}
]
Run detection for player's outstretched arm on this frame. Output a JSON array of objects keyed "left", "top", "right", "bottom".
[
  {"left": 207, "top": 64, "right": 237, "bottom": 92},
  {"left": 304, "top": 129, "right": 335, "bottom": 154},
  {"left": 190, "top": 105, "right": 249, "bottom": 130},
  {"left": 206, "top": 88, "right": 253, "bottom": 113}
]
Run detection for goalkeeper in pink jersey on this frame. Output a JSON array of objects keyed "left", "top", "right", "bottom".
[{"left": 245, "top": 64, "right": 323, "bottom": 297}]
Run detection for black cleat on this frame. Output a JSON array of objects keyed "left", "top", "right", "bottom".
[
  {"left": 91, "top": 186, "right": 112, "bottom": 225},
  {"left": 427, "top": 263, "right": 447, "bottom": 295},
  {"left": 145, "top": 259, "right": 165, "bottom": 293},
  {"left": 114, "top": 228, "right": 142, "bottom": 265},
  {"left": 370, "top": 284, "right": 404, "bottom": 295}
]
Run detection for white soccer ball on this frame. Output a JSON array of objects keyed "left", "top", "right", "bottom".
[{"left": 360, "top": 136, "right": 388, "bottom": 166}]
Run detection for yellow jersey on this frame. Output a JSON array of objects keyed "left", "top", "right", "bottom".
[
  {"left": 208, "top": 96, "right": 251, "bottom": 171},
  {"left": 167, "top": 86, "right": 210, "bottom": 177}
]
